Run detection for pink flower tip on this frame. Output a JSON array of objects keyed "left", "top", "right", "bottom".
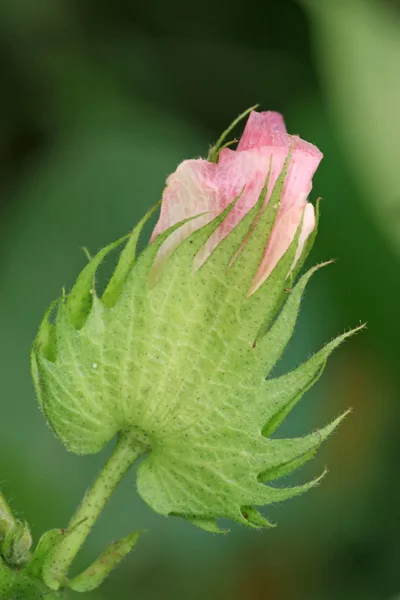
[{"left": 151, "top": 109, "right": 323, "bottom": 292}]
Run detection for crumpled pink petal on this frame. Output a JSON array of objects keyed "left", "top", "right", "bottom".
[{"left": 151, "top": 110, "right": 322, "bottom": 292}]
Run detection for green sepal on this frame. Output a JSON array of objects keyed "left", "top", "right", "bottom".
[
  {"left": 68, "top": 530, "right": 141, "bottom": 592},
  {"left": 252, "top": 261, "right": 333, "bottom": 378},
  {"left": 67, "top": 235, "right": 128, "bottom": 330},
  {"left": 207, "top": 105, "right": 259, "bottom": 163},
  {"left": 25, "top": 529, "right": 64, "bottom": 580},
  {"left": 240, "top": 506, "right": 275, "bottom": 529},
  {"left": 258, "top": 412, "right": 349, "bottom": 483},
  {"left": 155, "top": 192, "right": 241, "bottom": 280},
  {"left": 185, "top": 517, "right": 229, "bottom": 534},
  {"left": 242, "top": 198, "right": 305, "bottom": 344},
  {"left": 102, "top": 203, "right": 160, "bottom": 308},
  {"left": 261, "top": 328, "right": 362, "bottom": 438},
  {"left": 32, "top": 300, "right": 59, "bottom": 363}
]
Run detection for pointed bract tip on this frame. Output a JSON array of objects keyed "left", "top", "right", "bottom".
[
  {"left": 341, "top": 407, "right": 353, "bottom": 419},
  {"left": 349, "top": 322, "right": 367, "bottom": 335},
  {"left": 82, "top": 247, "right": 92, "bottom": 261},
  {"left": 315, "top": 259, "right": 335, "bottom": 270},
  {"left": 314, "top": 467, "right": 329, "bottom": 485}
]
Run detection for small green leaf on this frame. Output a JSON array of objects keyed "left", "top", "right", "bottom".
[
  {"left": 25, "top": 529, "right": 64, "bottom": 579},
  {"left": 68, "top": 531, "right": 141, "bottom": 592}
]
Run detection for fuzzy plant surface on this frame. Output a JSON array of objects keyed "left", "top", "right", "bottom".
[
  {"left": 1, "top": 108, "right": 361, "bottom": 597},
  {"left": 33, "top": 174, "right": 350, "bottom": 531}
]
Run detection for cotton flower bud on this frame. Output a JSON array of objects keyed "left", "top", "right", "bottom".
[{"left": 31, "top": 109, "right": 361, "bottom": 532}]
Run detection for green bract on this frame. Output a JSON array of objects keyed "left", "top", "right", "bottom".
[{"left": 31, "top": 167, "right": 358, "bottom": 532}]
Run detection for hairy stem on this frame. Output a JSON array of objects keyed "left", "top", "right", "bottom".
[{"left": 43, "top": 430, "right": 147, "bottom": 591}]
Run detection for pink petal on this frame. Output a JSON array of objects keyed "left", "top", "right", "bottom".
[
  {"left": 249, "top": 202, "right": 316, "bottom": 294},
  {"left": 150, "top": 110, "right": 322, "bottom": 290},
  {"left": 151, "top": 159, "right": 217, "bottom": 241},
  {"left": 237, "top": 111, "right": 288, "bottom": 151},
  {"left": 281, "top": 136, "right": 323, "bottom": 212},
  {"left": 150, "top": 157, "right": 246, "bottom": 271},
  {"left": 294, "top": 202, "right": 316, "bottom": 265}
]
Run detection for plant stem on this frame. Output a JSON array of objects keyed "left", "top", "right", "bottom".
[{"left": 43, "top": 430, "right": 147, "bottom": 591}]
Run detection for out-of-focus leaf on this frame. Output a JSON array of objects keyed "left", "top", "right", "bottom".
[{"left": 305, "top": 0, "right": 400, "bottom": 257}]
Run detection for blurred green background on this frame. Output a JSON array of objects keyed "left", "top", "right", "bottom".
[{"left": 1, "top": 0, "right": 399, "bottom": 598}]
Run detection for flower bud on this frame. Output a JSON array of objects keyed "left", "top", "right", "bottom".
[
  {"left": 1, "top": 521, "right": 32, "bottom": 566},
  {"left": 31, "top": 109, "right": 359, "bottom": 531}
]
